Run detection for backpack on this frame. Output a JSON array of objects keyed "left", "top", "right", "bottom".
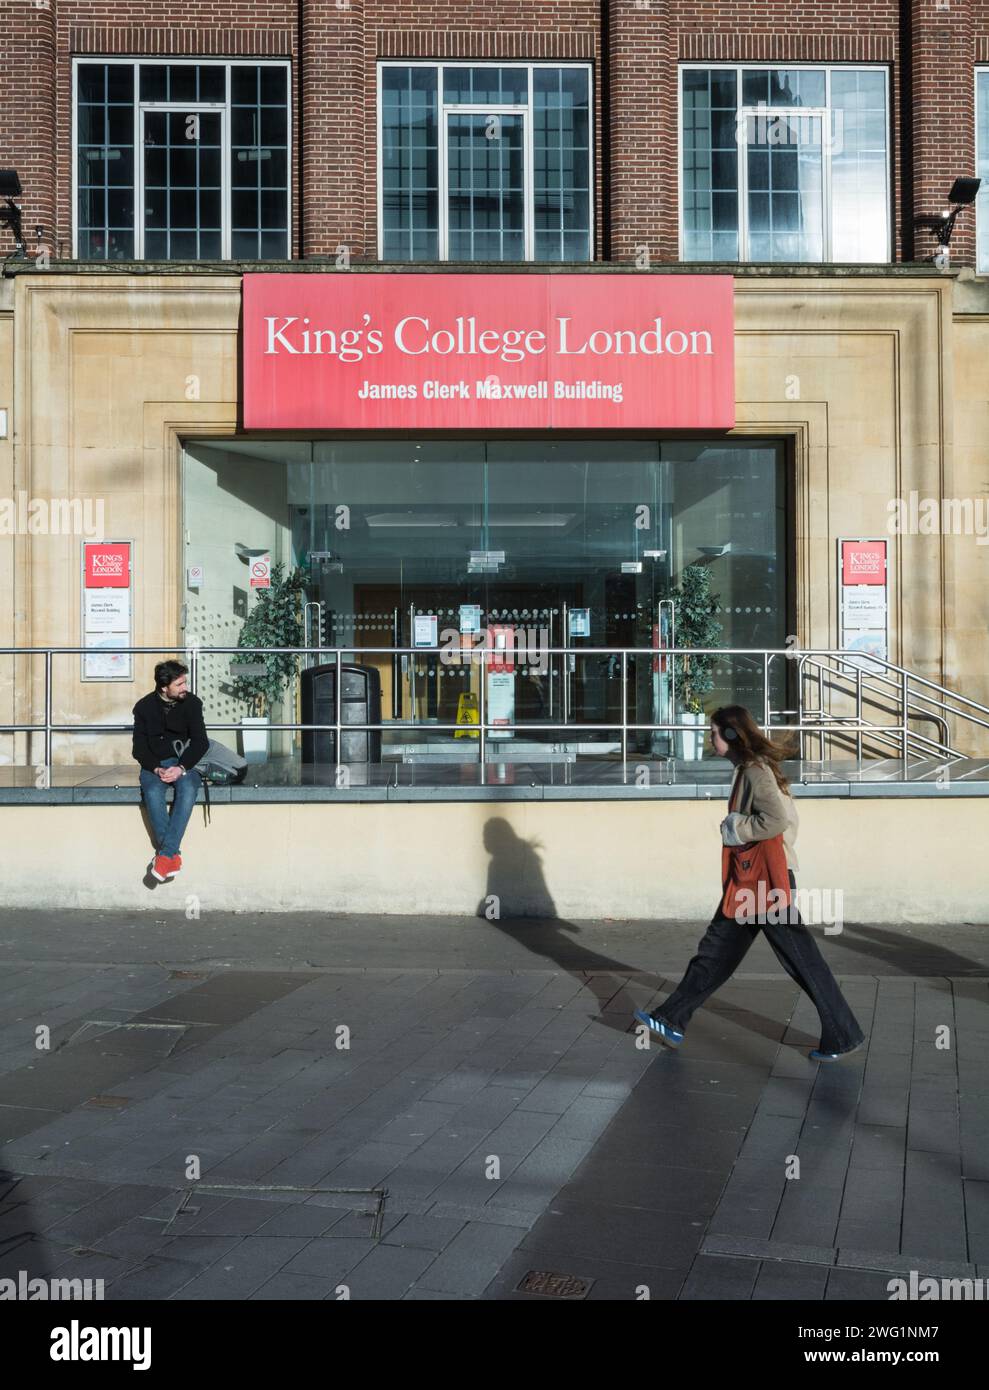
[
  {"left": 196, "top": 738, "right": 248, "bottom": 787},
  {"left": 171, "top": 737, "right": 247, "bottom": 826}
]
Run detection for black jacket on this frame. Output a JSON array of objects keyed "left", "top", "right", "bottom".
[{"left": 132, "top": 691, "right": 209, "bottom": 773}]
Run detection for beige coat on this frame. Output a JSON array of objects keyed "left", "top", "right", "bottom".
[{"left": 722, "top": 760, "right": 800, "bottom": 871}]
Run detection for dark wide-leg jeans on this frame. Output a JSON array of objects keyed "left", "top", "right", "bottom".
[{"left": 657, "top": 873, "right": 864, "bottom": 1054}]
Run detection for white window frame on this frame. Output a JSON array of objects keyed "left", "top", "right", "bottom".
[
  {"left": 376, "top": 59, "right": 594, "bottom": 263},
  {"left": 71, "top": 56, "right": 293, "bottom": 261},
  {"left": 677, "top": 63, "right": 892, "bottom": 264},
  {"left": 976, "top": 67, "right": 989, "bottom": 275},
  {"left": 138, "top": 104, "right": 229, "bottom": 260}
]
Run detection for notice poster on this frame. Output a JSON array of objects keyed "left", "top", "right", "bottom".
[
  {"left": 487, "top": 671, "right": 516, "bottom": 738},
  {"left": 841, "top": 588, "right": 887, "bottom": 629},
  {"left": 459, "top": 604, "right": 482, "bottom": 635},
  {"left": 413, "top": 614, "right": 438, "bottom": 648},
  {"left": 841, "top": 630, "right": 888, "bottom": 674},
  {"left": 83, "top": 635, "right": 131, "bottom": 680},
  {"left": 568, "top": 608, "right": 590, "bottom": 638},
  {"left": 84, "top": 589, "right": 130, "bottom": 633},
  {"left": 838, "top": 538, "right": 888, "bottom": 672},
  {"left": 249, "top": 554, "right": 271, "bottom": 589},
  {"left": 82, "top": 540, "right": 132, "bottom": 681}
]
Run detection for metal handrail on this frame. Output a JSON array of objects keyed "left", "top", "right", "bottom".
[
  {"left": 0, "top": 642, "right": 986, "bottom": 770},
  {"left": 797, "top": 648, "right": 987, "bottom": 761},
  {"left": 799, "top": 663, "right": 955, "bottom": 753}
]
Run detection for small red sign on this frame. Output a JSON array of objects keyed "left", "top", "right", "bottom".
[
  {"left": 84, "top": 542, "right": 130, "bottom": 588},
  {"left": 486, "top": 625, "right": 516, "bottom": 673},
  {"left": 250, "top": 555, "right": 271, "bottom": 589},
  {"left": 841, "top": 540, "right": 887, "bottom": 586}
]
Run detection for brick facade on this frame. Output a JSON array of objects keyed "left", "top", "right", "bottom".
[{"left": 0, "top": 0, "right": 984, "bottom": 265}]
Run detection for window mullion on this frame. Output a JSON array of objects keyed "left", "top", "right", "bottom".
[
  {"left": 823, "top": 67, "right": 832, "bottom": 263},
  {"left": 737, "top": 72, "right": 749, "bottom": 261},
  {"left": 440, "top": 102, "right": 449, "bottom": 261},
  {"left": 136, "top": 99, "right": 146, "bottom": 259},
  {"left": 524, "top": 94, "right": 534, "bottom": 260}
]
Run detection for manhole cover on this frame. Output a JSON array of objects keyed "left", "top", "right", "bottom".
[
  {"left": 84, "top": 1094, "right": 130, "bottom": 1109},
  {"left": 169, "top": 971, "right": 208, "bottom": 980},
  {"left": 515, "top": 1270, "right": 593, "bottom": 1298}
]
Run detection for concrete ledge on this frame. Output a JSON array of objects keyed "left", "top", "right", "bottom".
[
  {"left": 1, "top": 797, "right": 985, "bottom": 921},
  {"left": 2, "top": 779, "right": 988, "bottom": 804}
]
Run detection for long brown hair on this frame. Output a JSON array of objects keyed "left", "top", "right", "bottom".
[{"left": 710, "top": 705, "right": 795, "bottom": 794}]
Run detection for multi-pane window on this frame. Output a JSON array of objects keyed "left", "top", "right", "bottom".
[
  {"left": 75, "top": 59, "right": 290, "bottom": 261},
  {"left": 379, "top": 62, "right": 592, "bottom": 262},
  {"left": 681, "top": 65, "right": 889, "bottom": 263},
  {"left": 977, "top": 70, "right": 989, "bottom": 273}
]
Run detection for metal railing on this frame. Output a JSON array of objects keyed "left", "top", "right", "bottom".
[
  {"left": 797, "top": 650, "right": 989, "bottom": 764},
  {"left": 1, "top": 643, "right": 988, "bottom": 771}
]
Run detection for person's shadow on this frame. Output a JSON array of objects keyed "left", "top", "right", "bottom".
[
  {"left": 474, "top": 817, "right": 654, "bottom": 1028},
  {"left": 474, "top": 816, "right": 831, "bottom": 1047},
  {"left": 0, "top": 1168, "right": 54, "bottom": 1283}
]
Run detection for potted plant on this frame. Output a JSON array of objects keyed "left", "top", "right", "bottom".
[
  {"left": 230, "top": 562, "right": 305, "bottom": 763},
  {"left": 660, "top": 564, "right": 724, "bottom": 759}
]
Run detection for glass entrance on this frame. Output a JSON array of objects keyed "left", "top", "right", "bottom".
[{"left": 183, "top": 438, "right": 790, "bottom": 762}]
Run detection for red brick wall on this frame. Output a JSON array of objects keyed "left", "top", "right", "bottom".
[
  {"left": 910, "top": 0, "right": 977, "bottom": 266},
  {"left": 0, "top": 0, "right": 57, "bottom": 254},
  {"left": 0, "top": 0, "right": 986, "bottom": 266}
]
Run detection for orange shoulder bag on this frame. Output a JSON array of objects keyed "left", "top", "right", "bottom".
[{"left": 720, "top": 770, "right": 792, "bottom": 924}]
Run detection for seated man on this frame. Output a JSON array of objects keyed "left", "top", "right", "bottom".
[{"left": 132, "top": 659, "right": 208, "bottom": 881}]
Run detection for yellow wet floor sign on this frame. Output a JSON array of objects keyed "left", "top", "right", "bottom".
[{"left": 455, "top": 691, "right": 479, "bottom": 738}]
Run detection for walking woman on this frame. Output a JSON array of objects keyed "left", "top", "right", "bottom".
[{"left": 634, "top": 705, "right": 865, "bottom": 1062}]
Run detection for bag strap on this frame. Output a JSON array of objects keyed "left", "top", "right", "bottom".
[{"left": 202, "top": 777, "right": 211, "bottom": 827}]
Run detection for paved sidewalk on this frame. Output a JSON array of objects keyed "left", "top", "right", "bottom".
[{"left": 0, "top": 910, "right": 986, "bottom": 1300}]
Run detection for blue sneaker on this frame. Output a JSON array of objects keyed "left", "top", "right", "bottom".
[
  {"left": 809, "top": 1040, "right": 864, "bottom": 1062},
  {"left": 633, "top": 1009, "right": 684, "bottom": 1048}
]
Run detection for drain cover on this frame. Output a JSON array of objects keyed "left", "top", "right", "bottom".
[
  {"left": 515, "top": 1270, "right": 593, "bottom": 1299},
  {"left": 84, "top": 1094, "right": 130, "bottom": 1109},
  {"left": 169, "top": 971, "right": 208, "bottom": 980}
]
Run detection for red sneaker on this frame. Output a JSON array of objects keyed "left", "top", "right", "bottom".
[
  {"left": 168, "top": 854, "right": 182, "bottom": 876},
  {"left": 151, "top": 854, "right": 175, "bottom": 882}
]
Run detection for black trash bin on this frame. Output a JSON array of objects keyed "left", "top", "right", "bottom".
[{"left": 301, "top": 662, "right": 382, "bottom": 763}]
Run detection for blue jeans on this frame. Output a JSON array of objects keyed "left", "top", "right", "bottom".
[
  {"left": 139, "top": 757, "right": 201, "bottom": 858},
  {"left": 657, "top": 873, "right": 865, "bottom": 1054}
]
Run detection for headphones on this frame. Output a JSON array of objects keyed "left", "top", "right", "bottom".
[{"left": 721, "top": 725, "right": 738, "bottom": 741}]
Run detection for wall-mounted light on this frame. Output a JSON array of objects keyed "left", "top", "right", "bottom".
[{"left": 914, "top": 177, "right": 982, "bottom": 269}]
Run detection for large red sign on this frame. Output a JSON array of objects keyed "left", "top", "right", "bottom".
[
  {"left": 242, "top": 273, "right": 735, "bottom": 430},
  {"left": 84, "top": 542, "right": 130, "bottom": 588}
]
